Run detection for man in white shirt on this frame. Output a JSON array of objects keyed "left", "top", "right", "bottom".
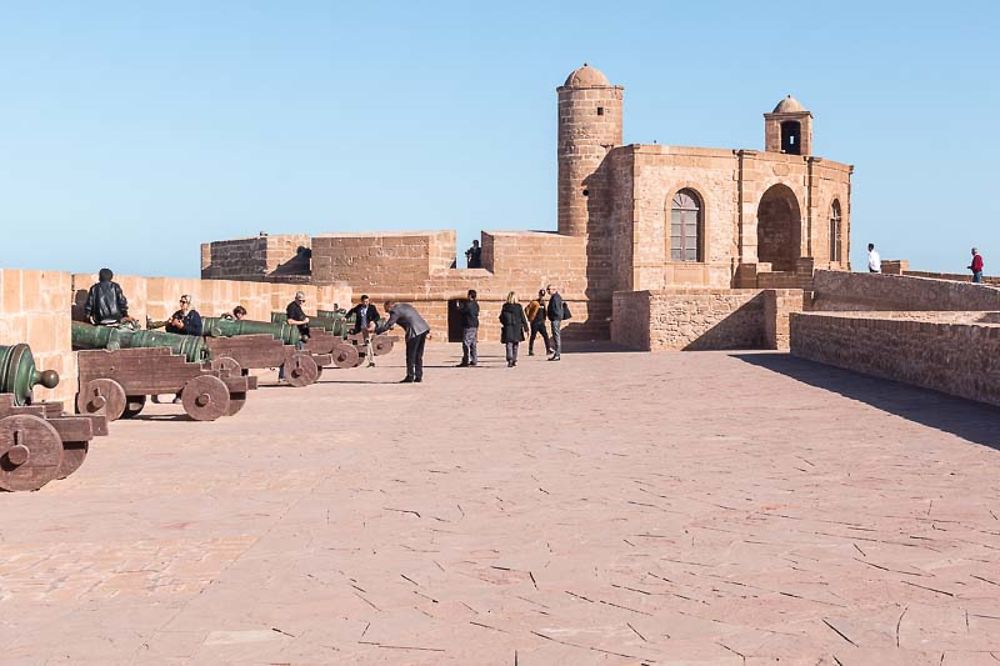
[{"left": 867, "top": 243, "right": 881, "bottom": 273}]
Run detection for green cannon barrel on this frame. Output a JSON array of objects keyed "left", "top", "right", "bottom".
[
  {"left": 203, "top": 317, "right": 301, "bottom": 345},
  {"left": 0, "top": 344, "right": 59, "bottom": 406},
  {"left": 72, "top": 322, "right": 207, "bottom": 363},
  {"left": 270, "top": 311, "right": 353, "bottom": 337}
]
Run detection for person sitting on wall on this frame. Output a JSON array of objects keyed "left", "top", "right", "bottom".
[
  {"left": 969, "top": 247, "right": 985, "bottom": 284},
  {"left": 220, "top": 305, "right": 248, "bottom": 321},
  {"left": 165, "top": 295, "right": 203, "bottom": 336},
  {"left": 376, "top": 300, "right": 430, "bottom": 383},
  {"left": 465, "top": 240, "right": 483, "bottom": 269},
  {"left": 84, "top": 268, "right": 133, "bottom": 326},
  {"left": 347, "top": 295, "right": 380, "bottom": 368}
]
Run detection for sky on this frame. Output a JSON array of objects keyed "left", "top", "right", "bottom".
[{"left": 0, "top": 0, "right": 997, "bottom": 277}]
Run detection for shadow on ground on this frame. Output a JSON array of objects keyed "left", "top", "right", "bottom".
[{"left": 733, "top": 352, "right": 1000, "bottom": 450}]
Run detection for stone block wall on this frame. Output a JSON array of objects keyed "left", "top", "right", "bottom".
[
  {"left": 201, "top": 234, "right": 312, "bottom": 280},
  {"left": 0, "top": 269, "right": 76, "bottom": 404},
  {"left": 790, "top": 311, "right": 1000, "bottom": 408},
  {"left": 812, "top": 270, "right": 1000, "bottom": 311},
  {"left": 611, "top": 288, "right": 802, "bottom": 351}
]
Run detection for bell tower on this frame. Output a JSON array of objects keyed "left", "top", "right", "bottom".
[{"left": 764, "top": 95, "right": 813, "bottom": 156}]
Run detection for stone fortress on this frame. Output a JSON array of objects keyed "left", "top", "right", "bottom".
[{"left": 202, "top": 64, "right": 853, "bottom": 344}]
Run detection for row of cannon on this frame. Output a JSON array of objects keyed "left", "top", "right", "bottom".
[{"left": 0, "top": 310, "right": 397, "bottom": 492}]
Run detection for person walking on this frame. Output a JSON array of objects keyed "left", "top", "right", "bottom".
[
  {"left": 376, "top": 301, "right": 430, "bottom": 383},
  {"left": 969, "top": 247, "right": 985, "bottom": 283},
  {"left": 347, "top": 295, "right": 381, "bottom": 367},
  {"left": 867, "top": 243, "right": 881, "bottom": 273},
  {"left": 524, "top": 289, "right": 551, "bottom": 356},
  {"left": 546, "top": 284, "right": 564, "bottom": 361},
  {"left": 455, "top": 289, "right": 480, "bottom": 367},
  {"left": 499, "top": 292, "right": 530, "bottom": 367}
]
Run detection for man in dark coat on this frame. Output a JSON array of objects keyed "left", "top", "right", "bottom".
[
  {"left": 347, "top": 295, "right": 380, "bottom": 367},
  {"left": 545, "top": 283, "right": 564, "bottom": 361},
  {"left": 376, "top": 301, "right": 431, "bottom": 383},
  {"left": 285, "top": 291, "right": 310, "bottom": 343},
  {"left": 84, "top": 268, "right": 131, "bottom": 326},
  {"left": 455, "top": 289, "right": 480, "bottom": 367}
]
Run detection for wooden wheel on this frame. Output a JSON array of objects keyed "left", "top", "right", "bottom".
[
  {"left": 373, "top": 335, "right": 394, "bottom": 356},
  {"left": 226, "top": 392, "right": 247, "bottom": 416},
  {"left": 210, "top": 356, "right": 242, "bottom": 378},
  {"left": 283, "top": 353, "right": 320, "bottom": 387},
  {"left": 76, "top": 378, "right": 127, "bottom": 421},
  {"left": 0, "top": 415, "right": 63, "bottom": 492},
  {"left": 121, "top": 395, "right": 147, "bottom": 420},
  {"left": 180, "top": 375, "right": 230, "bottom": 422},
  {"left": 331, "top": 344, "right": 360, "bottom": 369},
  {"left": 56, "top": 441, "right": 89, "bottom": 480}
]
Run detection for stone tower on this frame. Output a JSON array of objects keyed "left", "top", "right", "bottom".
[
  {"left": 557, "top": 64, "right": 623, "bottom": 237},
  {"left": 764, "top": 95, "right": 813, "bottom": 156}
]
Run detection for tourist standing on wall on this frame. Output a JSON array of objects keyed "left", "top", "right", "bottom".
[
  {"left": 499, "top": 292, "right": 530, "bottom": 368},
  {"left": 867, "top": 243, "right": 881, "bottom": 273},
  {"left": 546, "top": 284, "right": 565, "bottom": 361},
  {"left": 524, "top": 289, "right": 551, "bottom": 356},
  {"left": 84, "top": 268, "right": 131, "bottom": 326},
  {"left": 969, "top": 247, "right": 985, "bottom": 283},
  {"left": 465, "top": 240, "right": 483, "bottom": 269},
  {"left": 348, "top": 295, "right": 381, "bottom": 367},
  {"left": 377, "top": 301, "right": 431, "bottom": 383},
  {"left": 455, "top": 289, "right": 480, "bottom": 367}
]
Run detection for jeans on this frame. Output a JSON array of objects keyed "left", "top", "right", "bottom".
[
  {"left": 550, "top": 319, "right": 562, "bottom": 357},
  {"left": 973, "top": 271, "right": 983, "bottom": 284},
  {"left": 505, "top": 341, "right": 520, "bottom": 365},
  {"left": 405, "top": 332, "right": 428, "bottom": 380},
  {"left": 462, "top": 327, "right": 478, "bottom": 365},
  {"left": 529, "top": 321, "right": 550, "bottom": 354}
]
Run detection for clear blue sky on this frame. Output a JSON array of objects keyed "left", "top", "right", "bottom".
[{"left": 1, "top": 0, "right": 997, "bottom": 277}]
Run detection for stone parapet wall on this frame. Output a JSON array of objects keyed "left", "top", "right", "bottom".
[
  {"left": 904, "top": 270, "right": 1000, "bottom": 286},
  {"left": 612, "top": 288, "right": 802, "bottom": 351},
  {"left": 0, "top": 269, "right": 76, "bottom": 404},
  {"left": 201, "top": 234, "right": 312, "bottom": 280},
  {"left": 812, "top": 270, "right": 1000, "bottom": 312},
  {"left": 310, "top": 231, "right": 456, "bottom": 289},
  {"left": 790, "top": 311, "right": 1000, "bottom": 408}
]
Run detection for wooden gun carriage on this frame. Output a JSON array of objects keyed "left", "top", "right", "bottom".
[
  {"left": 0, "top": 344, "right": 107, "bottom": 492},
  {"left": 204, "top": 334, "right": 332, "bottom": 387}
]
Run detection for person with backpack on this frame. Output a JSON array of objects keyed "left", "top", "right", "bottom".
[
  {"left": 523, "top": 289, "right": 551, "bottom": 357},
  {"left": 545, "top": 283, "right": 571, "bottom": 361}
]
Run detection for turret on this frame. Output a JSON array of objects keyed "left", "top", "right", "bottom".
[{"left": 764, "top": 95, "right": 813, "bottom": 156}]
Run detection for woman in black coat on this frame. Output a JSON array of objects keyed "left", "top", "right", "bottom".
[{"left": 499, "top": 291, "right": 530, "bottom": 367}]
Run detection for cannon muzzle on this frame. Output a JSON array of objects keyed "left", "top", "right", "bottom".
[
  {"left": 0, "top": 344, "right": 60, "bottom": 406},
  {"left": 203, "top": 317, "right": 302, "bottom": 345}
]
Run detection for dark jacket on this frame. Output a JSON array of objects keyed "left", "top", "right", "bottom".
[
  {"left": 499, "top": 303, "right": 529, "bottom": 343},
  {"left": 348, "top": 303, "right": 380, "bottom": 334},
  {"left": 286, "top": 300, "right": 311, "bottom": 339},
  {"left": 456, "top": 299, "right": 480, "bottom": 329},
  {"left": 376, "top": 303, "right": 430, "bottom": 340},
  {"left": 546, "top": 292, "right": 564, "bottom": 321},
  {"left": 85, "top": 281, "right": 129, "bottom": 325},
  {"left": 166, "top": 309, "right": 203, "bottom": 336}
]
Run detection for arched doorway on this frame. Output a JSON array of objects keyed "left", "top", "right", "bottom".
[{"left": 756, "top": 184, "right": 802, "bottom": 271}]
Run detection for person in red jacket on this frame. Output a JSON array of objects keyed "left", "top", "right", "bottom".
[{"left": 969, "top": 247, "right": 985, "bottom": 283}]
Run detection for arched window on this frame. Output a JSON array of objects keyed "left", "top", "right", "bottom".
[
  {"left": 829, "top": 200, "right": 842, "bottom": 262},
  {"left": 670, "top": 189, "right": 702, "bottom": 262}
]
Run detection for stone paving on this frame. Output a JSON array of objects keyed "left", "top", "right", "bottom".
[{"left": 1, "top": 344, "right": 999, "bottom": 664}]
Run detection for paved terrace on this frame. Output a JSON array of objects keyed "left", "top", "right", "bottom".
[{"left": 2, "top": 344, "right": 999, "bottom": 664}]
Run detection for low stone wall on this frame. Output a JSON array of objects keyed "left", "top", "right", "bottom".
[
  {"left": 812, "top": 270, "right": 1000, "bottom": 312},
  {"left": 611, "top": 288, "right": 802, "bottom": 351},
  {"left": 790, "top": 311, "right": 1000, "bottom": 408}
]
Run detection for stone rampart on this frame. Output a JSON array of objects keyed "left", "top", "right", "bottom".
[
  {"left": 790, "top": 311, "right": 1000, "bottom": 408},
  {"left": 812, "top": 270, "right": 1000, "bottom": 311},
  {"left": 612, "top": 288, "right": 802, "bottom": 351}
]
